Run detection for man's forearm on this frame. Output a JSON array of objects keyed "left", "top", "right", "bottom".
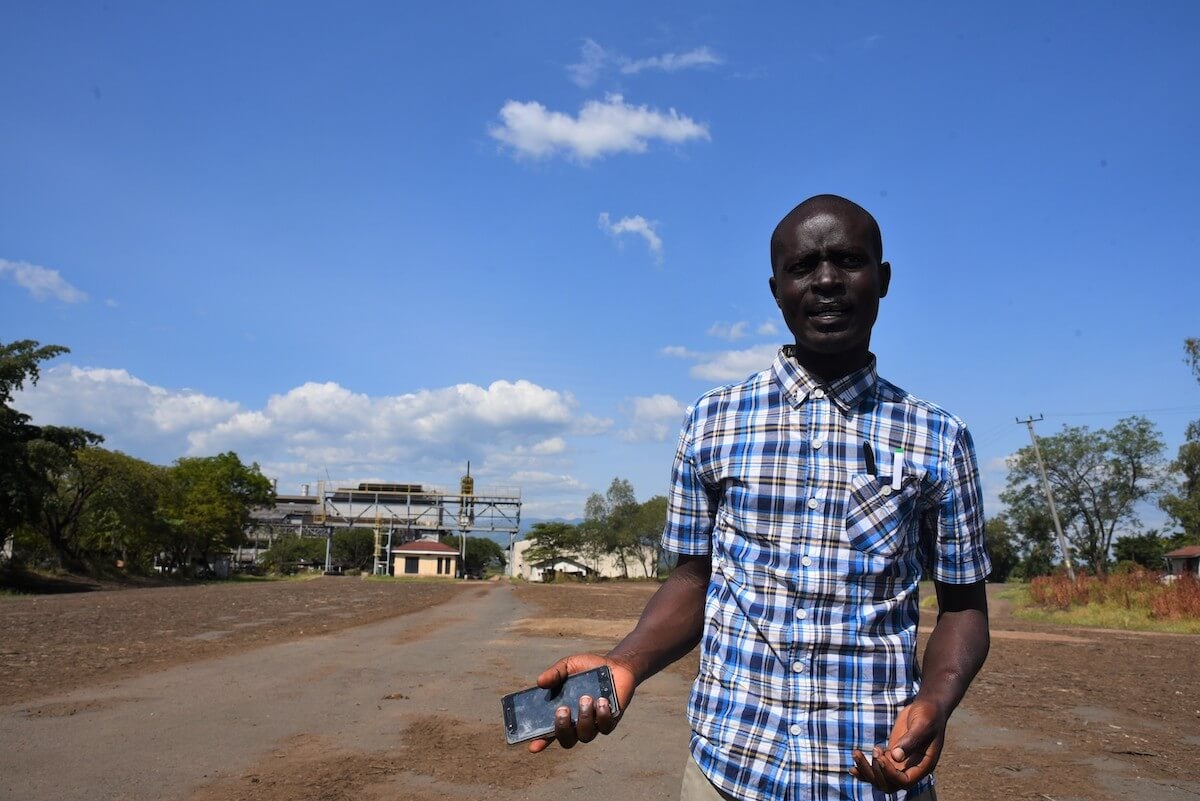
[
  {"left": 917, "top": 580, "right": 990, "bottom": 716},
  {"left": 606, "top": 553, "right": 710, "bottom": 685}
]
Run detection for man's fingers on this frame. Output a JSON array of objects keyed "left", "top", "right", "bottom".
[
  {"left": 554, "top": 705, "right": 578, "bottom": 749},
  {"left": 595, "top": 697, "right": 617, "bottom": 735},
  {"left": 575, "top": 696, "right": 598, "bottom": 743},
  {"left": 536, "top": 659, "right": 571, "bottom": 689},
  {"left": 527, "top": 736, "right": 553, "bottom": 754},
  {"left": 849, "top": 749, "right": 880, "bottom": 787}
]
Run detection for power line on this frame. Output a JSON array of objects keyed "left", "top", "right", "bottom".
[{"left": 1044, "top": 405, "right": 1200, "bottom": 418}]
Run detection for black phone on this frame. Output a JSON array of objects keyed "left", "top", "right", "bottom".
[{"left": 500, "top": 666, "right": 620, "bottom": 745}]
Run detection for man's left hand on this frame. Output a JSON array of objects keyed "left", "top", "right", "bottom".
[{"left": 849, "top": 697, "right": 946, "bottom": 793}]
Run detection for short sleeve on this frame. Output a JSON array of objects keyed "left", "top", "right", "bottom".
[
  {"left": 661, "top": 406, "right": 716, "bottom": 556},
  {"left": 932, "top": 423, "right": 991, "bottom": 584}
]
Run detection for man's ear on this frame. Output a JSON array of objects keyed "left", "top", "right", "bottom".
[
  {"left": 769, "top": 274, "right": 780, "bottom": 305},
  {"left": 878, "top": 261, "right": 891, "bottom": 299}
]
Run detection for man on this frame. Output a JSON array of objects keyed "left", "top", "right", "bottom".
[{"left": 528, "top": 194, "right": 990, "bottom": 801}]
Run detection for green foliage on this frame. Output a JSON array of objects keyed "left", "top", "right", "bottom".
[
  {"left": 438, "top": 535, "right": 504, "bottom": 575},
  {"left": 524, "top": 521, "right": 581, "bottom": 566},
  {"left": 0, "top": 339, "right": 103, "bottom": 564},
  {"left": 159, "top": 452, "right": 274, "bottom": 573},
  {"left": 333, "top": 528, "right": 376, "bottom": 571},
  {"left": 1001, "top": 416, "right": 1166, "bottom": 577},
  {"left": 260, "top": 536, "right": 328, "bottom": 573},
  {"left": 75, "top": 449, "right": 172, "bottom": 571},
  {"left": 983, "top": 516, "right": 1019, "bottom": 583},
  {"left": 1112, "top": 530, "right": 1169, "bottom": 570}
]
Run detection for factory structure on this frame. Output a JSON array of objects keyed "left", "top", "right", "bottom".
[{"left": 243, "top": 465, "right": 521, "bottom": 577}]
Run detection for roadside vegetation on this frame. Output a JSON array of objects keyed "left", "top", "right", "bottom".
[{"left": 1005, "top": 572, "right": 1200, "bottom": 634}]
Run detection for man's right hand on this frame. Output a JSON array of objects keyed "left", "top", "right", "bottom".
[{"left": 526, "top": 653, "right": 637, "bottom": 753}]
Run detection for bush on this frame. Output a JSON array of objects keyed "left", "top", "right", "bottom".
[{"left": 1029, "top": 572, "right": 1200, "bottom": 619}]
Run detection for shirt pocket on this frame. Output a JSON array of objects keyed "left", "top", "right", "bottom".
[{"left": 843, "top": 472, "right": 921, "bottom": 558}]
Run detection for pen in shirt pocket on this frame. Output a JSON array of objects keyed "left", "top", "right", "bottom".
[{"left": 862, "top": 441, "right": 877, "bottom": 476}]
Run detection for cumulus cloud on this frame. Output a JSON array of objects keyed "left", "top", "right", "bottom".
[
  {"left": 620, "top": 394, "right": 686, "bottom": 442},
  {"left": 14, "top": 365, "right": 608, "bottom": 507},
  {"left": 707, "top": 321, "right": 749, "bottom": 341},
  {"left": 566, "top": 40, "right": 723, "bottom": 86},
  {"left": 489, "top": 94, "right": 709, "bottom": 162},
  {"left": 757, "top": 320, "right": 779, "bottom": 336},
  {"left": 598, "top": 212, "right": 663, "bottom": 262},
  {"left": 621, "top": 46, "right": 723, "bottom": 75},
  {"left": 662, "top": 343, "right": 779, "bottom": 382},
  {"left": 0, "top": 258, "right": 88, "bottom": 303}
]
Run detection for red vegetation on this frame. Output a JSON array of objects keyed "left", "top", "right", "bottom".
[{"left": 1029, "top": 571, "right": 1200, "bottom": 620}]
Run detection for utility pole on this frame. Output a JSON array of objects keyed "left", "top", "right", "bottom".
[{"left": 1016, "top": 415, "right": 1076, "bottom": 581}]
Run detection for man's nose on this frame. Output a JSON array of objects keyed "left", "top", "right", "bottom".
[{"left": 811, "top": 261, "right": 845, "bottom": 292}]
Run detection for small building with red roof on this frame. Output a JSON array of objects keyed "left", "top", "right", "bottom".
[
  {"left": 1165, "top": 545, "right": 1200, "bottom": 579},
  {"left": 393, "top": 538, "right": 460, "bottom": 578}
]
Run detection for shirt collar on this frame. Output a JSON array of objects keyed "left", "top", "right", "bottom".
[{"left": 771, "top": 346, "right": 878, "bottom": 412}]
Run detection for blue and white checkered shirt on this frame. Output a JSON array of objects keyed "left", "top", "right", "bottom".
[{"left": 663, "top": 348, "right": 990, "bottom": 801}]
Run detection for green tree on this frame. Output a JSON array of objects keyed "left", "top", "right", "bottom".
[
  {"left": 260, "top": 536, "right": 327, "bottom": 573},
  {"left": 1161, "top": 340, "right": 1200, "bottom": 543},
  {"left": 76, "top": 449, "right": 172, "bottom": 571},
  {"left": 1001, "top": 416, "right": 1165, "bottom": 577},
  {"left": 0, "top": 339, "right": 89, "bottom": 557},
  {"left": 22, "top": 430, "right": 106, "bottom": 570},
  {"left": 523, "top": 521, "right": 581, "bottom": 568},
  {"left": 581, "top": 478, "right": 641, "bottom": 577},
  {"left": 440, "top": 534, "right": 505, "bottom": 576},
  {"left": 160, "top": 452, "right": 274, "bottom": 575},
  {"left": 1112, "top": 530, "right": 1168, "bottom": 570},
  {"left": 629, "top": 495, "right": 667, "bottom": 578},
  {"left": 333, "top": 528, "right": 376, "bottom": 571},
  {"left": 983, "top": 516, "right": 1020, "bottom": 583}
]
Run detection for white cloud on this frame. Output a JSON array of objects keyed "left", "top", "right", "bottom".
[
  {"left": 0, "top": 258, "right": 88, "bottom": 303},
  {"left": 707, "top": 321, "right": 749, "bottom": 341},
  {"left": 757, "top": 320, "right": 779, "bottom": 336},
  {"left": 14, "top": 365, "right": 609, "bottom": 509},
  {"left": 567, "top": 38, "right": 609, "bottom": 87},
  {"left": 565, "top": 40, "right": 723, "bottom": 86},
  {"left": 489, "top": 94, "right": 710, "bottom": 162},
  {"left": 598, "top": 212, "right": 663, "bottom": 262},
  {"left": 620, "top": 394, "right": 686, "bottom": 442},
  {"left": 662, "top": 343, "right": 779, "bottom": 382},
  {"left": 621, "top": 46, "right": 723, "bottom": 75}
]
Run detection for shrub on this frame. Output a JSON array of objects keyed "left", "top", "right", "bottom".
[{"left": 1029, "top": 571, "right": 1200, "bottom": 619}]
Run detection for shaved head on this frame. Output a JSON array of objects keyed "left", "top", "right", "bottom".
[{"left": 770, "top": 194, "right": 883, "bottom": 270}]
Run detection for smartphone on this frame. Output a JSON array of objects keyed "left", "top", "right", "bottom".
[{"left": 500, "top": 666, "right": 620, "bottom": 745}]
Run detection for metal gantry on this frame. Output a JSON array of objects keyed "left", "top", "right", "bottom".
[{"left": 244, "top": 480, "right": 521, "bottom": 577}]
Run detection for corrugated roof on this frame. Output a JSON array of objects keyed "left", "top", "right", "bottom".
[
  {"left": 394, "top": 539, "right": 459, "bottom": 554},
  {"left": 1165, "top": 545, "right": 1200, "bottom": 558}
]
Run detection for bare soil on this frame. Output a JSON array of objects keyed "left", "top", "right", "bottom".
[
  {"left": 0, "top": 576, "right": 468, "bottom": 705},
  {"left": 2, "top": 579, "right": 1198, "bottom": 801},
  {"left": 514, "top": 581, "right": 1200, "bottom": 801}
]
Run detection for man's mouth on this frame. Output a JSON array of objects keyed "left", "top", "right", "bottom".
[{"left": 809, "top": 304, "right": 852, "bottom": 320}]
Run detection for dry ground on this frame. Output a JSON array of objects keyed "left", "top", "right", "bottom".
[
  {"left": 2, "top": 578, "right": 1198, "bottom": 801},
  {"left": 0, "top": 576, "right": 468, "bottom": 705},
  {"left": 512, "top": 582, "right": 1200, "bottom": 801}
]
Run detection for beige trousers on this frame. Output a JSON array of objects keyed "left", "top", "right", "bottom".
[{"left": 680, "top": 755, "right": 938, "bottom": 801}]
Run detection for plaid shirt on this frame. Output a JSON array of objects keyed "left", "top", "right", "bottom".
[{"left": 663, "top": 348, "right": 989, "bottom": 801}]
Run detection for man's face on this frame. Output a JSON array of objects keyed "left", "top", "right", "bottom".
[{"left": 769, "top": 208, "right": 890, "bottom": 358}]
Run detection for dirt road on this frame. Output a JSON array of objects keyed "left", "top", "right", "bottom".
[
  {"left": 0, "top": 581, "right": 691, "bottom": 801},
  {"left": 2, "top": 580, "right": 1198, "bottom": 801}
]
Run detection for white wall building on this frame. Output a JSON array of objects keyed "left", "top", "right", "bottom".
[{"left": 509, "top": 538, "right": 658, "bottom": 582}]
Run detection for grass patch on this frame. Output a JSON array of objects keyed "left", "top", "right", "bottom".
[{"left": 1010, "top": 573, "right": 1200, "bottom": 635}]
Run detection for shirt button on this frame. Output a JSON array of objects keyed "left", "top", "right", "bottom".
[
  {"left": 812, "top": 388, "right": 825, "bottom": 399},
  {"left": 789, "top": 724, "right": 803, "bottom": 736},
  {"left": 801, "top": 556, "right": 812, "bottom": 567},
  {"left": 795, "top": 608, "right": 807, "bottom": 620},
  {"left": 812, "top": 438, "right": 823, "bottom": 450},
  {"left": 792, "top": 661, "right": 805, "bottom": 673},
  {"left": 806, "top": 497, "right": 819, "bottom": 510}
]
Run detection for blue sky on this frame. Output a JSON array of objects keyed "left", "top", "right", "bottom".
[{"left": 3, "top": 2, "right": 1199, "bottom": 522}]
